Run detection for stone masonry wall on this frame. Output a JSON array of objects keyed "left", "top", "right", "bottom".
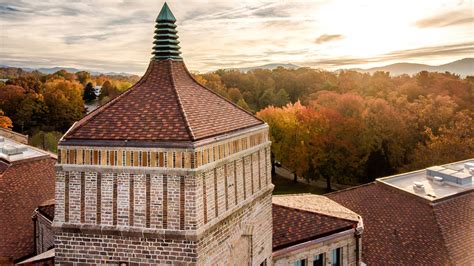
[
  {"left": 54, "top": 127, "right": 272, "bottom": 264},
  {"left": 197, "top": 191, "right": 273, "bottom": 266},
  {"left": 55, "top": 232, "right": 197, "bottom": 264}
]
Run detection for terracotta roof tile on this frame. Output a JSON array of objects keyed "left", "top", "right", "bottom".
[
  {"left": 327, "top": 182, "right": 474, "bottom": 265},
  {"left": 63, "top": 60, "right": 263, "bottom": 143},
  {"left": 0, "top": 157, "right": 56, "bottom": 261},
  {"left": 272, "top": 204, "right": 356, "bottom": 251},
  {"left": 272, "top": 194, "right": 360, "bottom": 222}
]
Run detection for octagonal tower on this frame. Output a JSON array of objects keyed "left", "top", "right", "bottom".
[{"left": 53, "top": 3, "right": 273, "bottom": 265}]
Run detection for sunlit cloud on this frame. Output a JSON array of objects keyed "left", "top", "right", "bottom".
[
  {"left": 0, "top": 0, "right": 472, "bottom": 74},
  {"left": 304, "top": 42, "right": 474, "bottom": 68},
  {"left": 416, "top": 10, "right": 474, "bottom": 28},
  {"left": 315, "top": 34, "right": 344, "bottom": 44}
]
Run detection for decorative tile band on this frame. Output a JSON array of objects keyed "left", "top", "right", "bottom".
[{"left": 58, "top": 130, "right": 268, "bottom": 170}]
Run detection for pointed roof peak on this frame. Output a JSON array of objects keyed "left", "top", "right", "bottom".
[
  {"left": 156, "top": 2, "right": 176, "bottom": 22},
  {"left": 153, "top": 2, "right": 181, "bottom": 60}
]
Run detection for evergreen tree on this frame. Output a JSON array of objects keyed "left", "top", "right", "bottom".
[{"left": 83, "top": 82, "right": 96, "bottom": 102}]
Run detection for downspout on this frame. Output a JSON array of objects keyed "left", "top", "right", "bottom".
[
  {"left": 32, "top": 209, "right": 38, "bottom": 254},
  {"left": 355, "top": 232, "right": 361, "bottom": 265},
  {"left": 354, "top": 215, "right": 364, "bottom": 266}
]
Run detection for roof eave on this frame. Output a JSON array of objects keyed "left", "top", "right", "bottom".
[{"left": 59, "top": 123, "right": 269, "bottom": 149}]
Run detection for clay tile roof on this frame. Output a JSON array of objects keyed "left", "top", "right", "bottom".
[
  {"left": 272, "top": 200, "right": 357, "bottom": 251},
  {"left": 0, "top": 157, "right": 56, "bottom": 261},
  {"left": 62, "top": 3, "right": 263, "bottom": 145},
  {"left": 327, "top": 182, "right": 474, "bottom": 265},
  {"left": 62, "top": 60, "right": 263, "bottom": 144},
  {"left": 272, "top": 194, "right": 360, "bottom": 222}
]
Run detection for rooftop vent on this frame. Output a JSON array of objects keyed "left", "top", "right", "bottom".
[
  {"left": 433, "top": 176, "right": 444, "bottom": 185},
  {"left": 413, "top": 182, "right": 425, "bottom": 192},
  {"left": 426, "top": 165, "right": 472, "bottom": 186},
  {"left": 0, "top": 144, "right": 27, "bottom": 155},
  {"left": 465, "top": 163, "right": 474, "bottom": 175}
]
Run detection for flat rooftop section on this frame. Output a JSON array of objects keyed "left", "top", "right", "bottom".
[
  {"left": 378, "top": 159, "right": 474, "bottom": 201},
  {"left": 0, "top": 136, "right": 48, "bottom": 163}
]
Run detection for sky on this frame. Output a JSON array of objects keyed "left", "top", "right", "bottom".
[{"left": 0, "top": 0, "right": 473, "bottom": 74}]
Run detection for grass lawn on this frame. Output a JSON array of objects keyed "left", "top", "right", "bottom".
[{"left": 272, "top": 174, "right": 327, "bottom": 195}]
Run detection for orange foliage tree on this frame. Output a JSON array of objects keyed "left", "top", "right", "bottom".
[{"left": 0, "top": 110, "right": 13, "bottom": 129}]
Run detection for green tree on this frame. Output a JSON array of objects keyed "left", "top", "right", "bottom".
[
  {"left": 83, "top": 82, "right": 96, "bottom": 102},
  {"left": 274, "top": 89, "right": 290, "bottom": 107},
  {"left": 236, "top": 98, "right": 252, "bottom": 112},
  {"left": 29, "top": 131, "right": 63, "bottom": 153}
]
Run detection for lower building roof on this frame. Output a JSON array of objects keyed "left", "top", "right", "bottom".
[
  {"left": 327, "top": 181, "right": 474, "bottom": 265},
  {"left": 272, "top": 194, "right": 359, "bottom": 251},
  {"left": 0, "top": 155, "right": 56, "bottom": 261}
]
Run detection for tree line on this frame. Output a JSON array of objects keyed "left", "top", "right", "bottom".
[
  {"left": 0, "top": 68, "right": 138, "bottom": 152},
  {"left": 1, "top": 66, "right": 472, "bottom": 189},
  {"left": 194, "top": 68, "right": 474, "bottom": 190}
]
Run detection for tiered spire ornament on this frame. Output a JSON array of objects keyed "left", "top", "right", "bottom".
[{"left": 153, "top": 3, "right": 182, "bottom": 60}]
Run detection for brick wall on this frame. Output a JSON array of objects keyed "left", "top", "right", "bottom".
[
  {"left": 197, "top": 191, "right": 273, "bottom": 265},
  {"left": 54, "top": 127, "right": 273, "bottom": 264},
  {"left": 55, "top": 232, "right": 198, "bottom": 264}
]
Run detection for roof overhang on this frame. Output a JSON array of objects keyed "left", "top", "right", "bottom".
[{"left": 59, "top": 123, "right": 268, "bottom": 149}]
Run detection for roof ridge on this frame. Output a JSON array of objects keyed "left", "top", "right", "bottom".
[
  {"left": 430, "top": 201, "right": 458, "bottom": 264},
  {"left": 64, "top": 63, "right": 153, "bottom": 139},
  {"left": 272, "top": 202, "right": 358, "bottom": 223},
  {"left": 325, "top": 181, "right": 376, "bottom": 196},
  {"left": 182, "top": 65, "right": 265, "bottom": 124},
  {"left": 168, "top": 61, "right": 196, "bottom": 141}
]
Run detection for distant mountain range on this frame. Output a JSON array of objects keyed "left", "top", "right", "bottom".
[
  {"left": 0, "top": 65, "right": 134, "bottom": 76},
  {"left": 351, "top": 58, "right": 473, "bottom": 76},
  {"left": 233, "top": 63, "right": 300, "bottom": 72},
  {"left": 230, "top": 59, "right": 473, "bottom": 76},
  {"left": 3, "top": 58, "right": 472, "bottom": 77}
]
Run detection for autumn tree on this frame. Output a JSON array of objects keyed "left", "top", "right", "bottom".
[
  {"left": 99, "top": 80, "right": 121, "bottom": 104},
  {"left": 76, "top": 71, "right": 92, "bottom": 85},
  {"left": 0, "top": 110, "right": 13, "bottom": 129},
  {"left": 257, "top": 102, "right": 311, "bottom": 182},
  {"left": 43, "top": 79, "right": 85, "bottom": 132},
  {"left": 405, "top": 111, "right": 474, "bottom": 170}
]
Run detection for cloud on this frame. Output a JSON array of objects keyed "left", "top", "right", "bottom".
[
  {"left": 304, "top": 42, "right": 474, "bottom": 67},
  {"left": 1, "top": 1, "right": 473, "bottom": 74},
  {"left": 415, "top": 10, "right": 474, "bottom": 28},
  {"left": 315, "top": 34, "right": 344, "bottom": 44},
  {"left": 384, "top": 42, "right": 474, "bottom": 59}
]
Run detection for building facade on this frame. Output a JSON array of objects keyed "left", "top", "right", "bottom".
[
  {"left": 272, "top": 195, "right": 363, "bottom": 266},
  {"left": 328, "top": 159, "right": 474, "bottom": 265},
  {"left": 0, "top": 135, "right": 56, "bottom": 264},
  {"left": 53, "top": 3, "right": 273, "bottom": 265}
]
